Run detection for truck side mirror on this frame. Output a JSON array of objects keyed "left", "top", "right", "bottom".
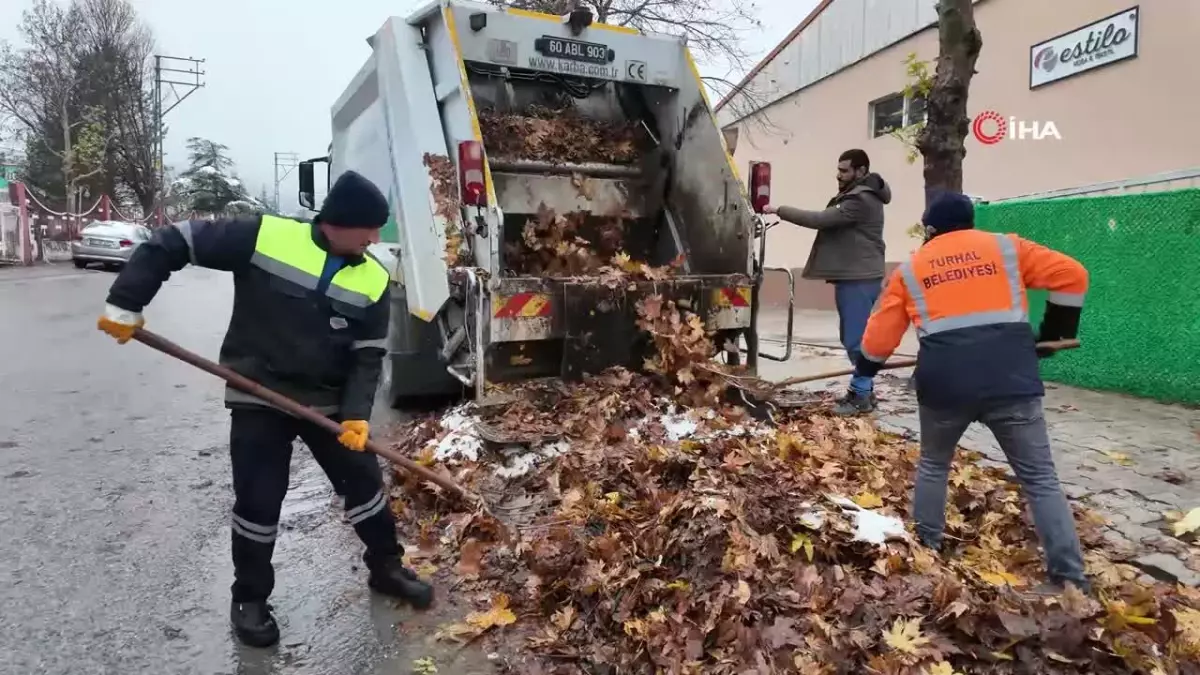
[
  {"left": 298, "top": 161, "right": 316, "bottom": 210},
  {"left": 297, "top": 160, "right": 316, "bottom": 208}
]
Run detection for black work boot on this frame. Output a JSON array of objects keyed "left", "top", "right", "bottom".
[
  {"left": 366, "top": 556, "right": 435, "bottom": 609},
  {"left": 832, "top": 390, "right": 877, "bottom": 416},
  {"left": 230, "top": 600, "right": 279, "bottom": 648}
]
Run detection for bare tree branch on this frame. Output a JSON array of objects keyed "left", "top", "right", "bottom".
[{"left": 1, "top": 0, "right": 158, "bottom": 212}]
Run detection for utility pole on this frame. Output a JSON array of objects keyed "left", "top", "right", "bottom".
[
  {"left": 154, "top": 55, "right": 205, "bottom": 222},
  {"left": 273, "top": 152, "right": 300, "bottom": 213}
]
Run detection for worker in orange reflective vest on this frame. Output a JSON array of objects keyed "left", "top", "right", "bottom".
[{"left": 852, "top": 191, "right": 1089, "bottom": 592}]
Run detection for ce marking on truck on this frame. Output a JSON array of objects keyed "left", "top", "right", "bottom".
[{"left": 625, "top": 60, "right": 647, "bottom": 82}]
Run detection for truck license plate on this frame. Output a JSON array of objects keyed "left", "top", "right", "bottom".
[{"left": 534, "top": 36, "right": 613, "bottom": 64}]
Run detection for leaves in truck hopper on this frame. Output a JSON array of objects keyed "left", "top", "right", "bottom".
[
  {"left": 479, "top": 105, "right": 644, "bottom": 165},
  {"left": 382, "top": 248, "right": 1200, "bottom": 673},
  {"left": 504, "top": 205, "right": 684, "bottom": 285}
]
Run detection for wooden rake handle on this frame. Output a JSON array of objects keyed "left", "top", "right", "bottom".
[
  {"left": 772, "top": 338, "right": 1082, "bottom": 389},
  {"left": 131, "top": 327, "right": 468, "bottom": 499}
]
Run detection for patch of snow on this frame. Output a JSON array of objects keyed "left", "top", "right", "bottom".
[
  {"left": 433, "top": 406, "right": 482, "bottom": 462},
  {"left": 799, "top": 508, "right": 825, "bottom": 530},
  {"left": 427, "top": 407, "right": 571, "bottom": 475},
  {"left": 494, "top": 440, "right": 569, "bottom": 479},
  {"left": 627, "top": 406, "right": 772, "bottom": 444},
  {"left": 829, "top": 496, "right": 907, "bottom": 545},
  {"left": 662, "top": 414, "right": 699, "bottom": 441}
]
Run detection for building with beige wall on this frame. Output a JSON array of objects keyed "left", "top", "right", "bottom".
[{"left": 718, "top": 0, "right": 1198, "bottom": 308}]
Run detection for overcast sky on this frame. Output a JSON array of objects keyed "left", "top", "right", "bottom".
[{"left": 0, "top": 0, "right": 815, "bottom": 212}]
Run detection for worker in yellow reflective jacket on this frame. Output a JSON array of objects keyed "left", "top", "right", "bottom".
[{"left": 96, "top": 171, "right": 432, "bottom": 648}]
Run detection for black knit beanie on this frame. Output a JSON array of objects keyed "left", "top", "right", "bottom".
[
  {"left": 315, "top": 170, "right": 389, "bottom": 229},
  {"left": 922, "top": 191, "right": 975, "bottom": 237}
]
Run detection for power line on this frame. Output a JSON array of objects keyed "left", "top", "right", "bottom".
[
  {"left": 273, "top": 152, "right": 300, "bottom": 212},
  {"left": 153, "top": 55, "right": 205, "bottom": 208}
]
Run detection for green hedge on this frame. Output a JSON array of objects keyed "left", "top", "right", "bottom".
[{"left": 976, "top": 189, "right": 1200, "bottom": 405}]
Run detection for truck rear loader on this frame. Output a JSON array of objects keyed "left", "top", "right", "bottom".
[{"left": 297, "top": 0, "right": 795, "bottom": 407}]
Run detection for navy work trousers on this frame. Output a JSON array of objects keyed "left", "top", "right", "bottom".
[{"left": 228, "top": 407, "right": 400, "bottom": 603}]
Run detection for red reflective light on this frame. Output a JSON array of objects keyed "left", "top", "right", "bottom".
[
  {"left": 748, "top": 161, "right": 771, "bottom": 214},
  {"left": 118, "top": 239, "right": 133, "bottom": 247},
  {"left": 458, "top": 140, "right": 487, "bottom": 207}
]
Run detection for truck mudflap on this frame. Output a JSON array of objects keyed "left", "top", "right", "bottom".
[{"left": 488, "top": 274, "right": 752, "bottom": 344}]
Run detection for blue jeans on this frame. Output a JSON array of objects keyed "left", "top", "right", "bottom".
[
  {"left": 913, "top": 398, "right": 1088, "bottom": 587},
  {"left": 834, "top": 278, "right": 882, "bottom": 394}
]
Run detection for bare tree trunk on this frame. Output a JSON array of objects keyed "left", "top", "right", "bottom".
[
  {"left": 61, "top": 97, "right": 74, "bottom": 209},
  {"left": 916, "top": 0, "right": 981, "bottom": 200}
]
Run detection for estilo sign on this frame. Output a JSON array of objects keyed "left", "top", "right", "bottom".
[{"left": 1029, "top": 6, "right": 1139, "bottom": 89}]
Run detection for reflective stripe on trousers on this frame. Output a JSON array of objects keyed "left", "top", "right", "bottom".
[
  {"left": 232, "top": 513, "right": 278, "bottom": 544},
  {"left": 899, "top": 232, "right": 1028, "bottom": 336},
  {"left": 346, "top": 489, "right": 387, "bottom": 525}
]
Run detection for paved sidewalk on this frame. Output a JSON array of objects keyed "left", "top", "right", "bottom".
[{"left": 756, "top": 310, "right": 1200, "bottom": 586}]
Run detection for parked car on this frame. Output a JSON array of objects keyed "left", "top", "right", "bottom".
[{"left": 71, "top": 220, "right": 152, "bottom": 270}]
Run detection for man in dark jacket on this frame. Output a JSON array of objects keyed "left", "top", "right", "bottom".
[
  {"left": 763, "top": 149, "right": 892, "bottom": 415},
  {"left": 96, "top": 171, "right": 433, "bottom": 648}
]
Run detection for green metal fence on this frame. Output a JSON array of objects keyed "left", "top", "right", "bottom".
[{"left": 976, "top": 189, "right": 1200, "bottom": 405}]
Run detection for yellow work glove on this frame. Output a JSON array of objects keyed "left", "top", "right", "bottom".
[
  {"left": 337, "top": 420, "right": 370, "bottom": 452},
  {"left": 97, "top": 303, "right": 144, "bottom": 344}
]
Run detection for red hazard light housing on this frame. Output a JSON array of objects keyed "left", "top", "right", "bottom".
[
  {"left": 749, "top": 161, "right": 771, "bottom": 213},
  {"left": 458, "top": 140, "right": 487, "bottom": 207}
]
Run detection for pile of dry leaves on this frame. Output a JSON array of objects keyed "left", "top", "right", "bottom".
[
  {"left": 479, "top": 105, "right": 643, "bottom": 165},
  {"left": 384, "top": 297, "right": 1200, "bottom": 675}
]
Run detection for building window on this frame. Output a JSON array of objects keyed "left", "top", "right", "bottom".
[{"left": 870, "top": 93, "right": 928, "bottom": 137}]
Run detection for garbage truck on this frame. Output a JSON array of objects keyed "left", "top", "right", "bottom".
[{"left": 297, "top": 0, "right": 795, "bottom": 407}]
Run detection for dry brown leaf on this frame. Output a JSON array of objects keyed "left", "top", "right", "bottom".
[
  {"left": 884, "top": 617, "right": 930, "bottom": 654},
  {"left": 853, "top": 492, "right": 884, "bottom": 509},
  {"left": 1098, "top": 449, "right": 1135, "bottom": 466},
  {"left": 466, "top": 593, "right": 517, "bottom": 631},
  {"left": 551, "top": 605, "right": 577, "bottom": 632},
  {"left": 456, "top": 538, "right": 486, "bottom": 578},
  {"left": 1172, "top": 507, "right": 1200, "bottom": 537}
]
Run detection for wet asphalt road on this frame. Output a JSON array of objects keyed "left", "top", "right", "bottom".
[{"left": 0, "top": 264, "right": 487, "bottom": 675}]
